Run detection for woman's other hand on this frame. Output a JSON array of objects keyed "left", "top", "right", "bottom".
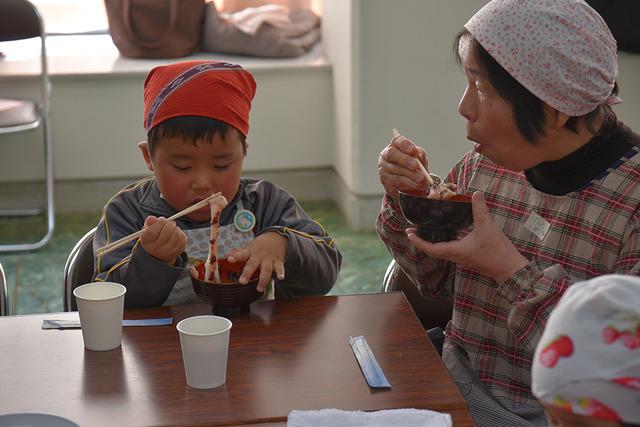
[
  {"left": 378, "top": 130, "right": 431, "bottom": 204},
  {"left": 406, "top": 192, "right": 529, "bottom": 282}
]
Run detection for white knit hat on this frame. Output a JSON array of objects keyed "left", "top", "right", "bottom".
[{"left": 532, "top": 274, "right": 640, "bottom": 423}]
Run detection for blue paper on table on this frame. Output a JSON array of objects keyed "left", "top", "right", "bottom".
[
  {"left": 41, "top": 318, "right": 174, "bottom": 329},
  {"left": 349, "top": 335, "right": 391, "bottom": 388}
]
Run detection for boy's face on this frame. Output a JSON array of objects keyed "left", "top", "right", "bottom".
[{"left": 139, "top": 129, "right": 244, "bottom": 222}]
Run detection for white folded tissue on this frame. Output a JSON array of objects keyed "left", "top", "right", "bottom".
[{"left": 287, "top": 408, "right": 453, "bottom": 427}]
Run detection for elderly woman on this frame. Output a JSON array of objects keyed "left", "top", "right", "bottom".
[{"left": 376, "top": 1, "right": 640, "bottom": 426}]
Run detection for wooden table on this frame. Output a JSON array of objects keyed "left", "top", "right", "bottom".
[{"left": 0, "top": 293, "right": 474, "bottom": 426}]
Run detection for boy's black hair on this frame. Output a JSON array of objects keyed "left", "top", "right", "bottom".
[
  {"left": 453, "top": 30, "right": 618, "bottom": 144},
  {"left": 146, "top": 116, "right": 248, "bottom": 156}
]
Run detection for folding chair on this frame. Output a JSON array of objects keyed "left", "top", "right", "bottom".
[
  {"left": 0, "top": 0, "right": 55, "bottom": 252},
  {"left": 0, "top": 261, "right": 8, "bottom": 315},
  {"left": 382, "top": 259, "right": 453, "bottom": 331},
  {"left": 63, "top": 228, "right": 96, "bottom": 311}
]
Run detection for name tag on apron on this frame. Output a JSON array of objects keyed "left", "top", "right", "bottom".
[{"left": 525, "top": 210, "right": 550, "bottom": 241}]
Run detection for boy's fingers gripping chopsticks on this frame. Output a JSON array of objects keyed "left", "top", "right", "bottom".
[
  {"left": 95, "top": 194, "right": 223, "bottom": 257},
  {"left": 140, "top": 216, "right": 167, "bottom": 243}
]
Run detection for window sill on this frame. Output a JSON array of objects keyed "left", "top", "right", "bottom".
[{"left": 0, "top": 34, "right": 329, "bottom": 79}]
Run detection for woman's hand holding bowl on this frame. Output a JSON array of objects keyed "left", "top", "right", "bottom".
[{"left": 406, "top": 192, "right": 529, "bottom": 282}]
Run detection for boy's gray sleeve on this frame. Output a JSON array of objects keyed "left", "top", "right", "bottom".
[
  {"left": 256, "top": 187, "right": 342, "bottom": 297},
  {"left": 93, "top": 199, "right": 186, "bottom": 308}
]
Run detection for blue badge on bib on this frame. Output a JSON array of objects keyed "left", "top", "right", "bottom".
[{"left": 233, "top": 209, "right": 256, "bottom": 233}]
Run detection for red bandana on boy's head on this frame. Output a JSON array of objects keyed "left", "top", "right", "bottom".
[{"left": 143, "top": 60, "right": 256, "bottom": 136}]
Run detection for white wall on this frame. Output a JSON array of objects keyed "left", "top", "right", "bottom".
[
  {"left": 0, "top": 32, "right": 336, "bottom": 183},
  {"left": 355, "top": 0, "right": 488, "bottom": 194},
  {"left": 2, "top": 1, "right": 640, "bottom": 230},
  {"left": 322, "top": 0, "right": 353, "bottom": 188},
  {"left": 617, "top": 52, "right": 640, "bottom": 128}
]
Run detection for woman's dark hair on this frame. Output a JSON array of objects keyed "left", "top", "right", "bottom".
[
  {"left": 453, "top": 30, "right": 618, "bottom": 144},
  {"left": 146, "top": 116, "right": 247, "bottom": 156}
]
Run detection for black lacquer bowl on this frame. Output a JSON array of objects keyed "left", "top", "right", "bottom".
[
  {"left": 191, "top": 259, "right": 262, "bottom": 318},
  {"left": 398, "top": 189, "right": 473, "bottom": 242}
]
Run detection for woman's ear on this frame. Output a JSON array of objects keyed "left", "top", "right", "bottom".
[
  {"left": 138, "top": 141, "right": 154, "bottom": 172},
  {"left": 544, "top": 104, "right": 570, "bottom": 130}
]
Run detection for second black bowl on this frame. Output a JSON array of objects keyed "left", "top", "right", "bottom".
[{"left": 398, "top": 189, "right": 473, "bottom": 242}]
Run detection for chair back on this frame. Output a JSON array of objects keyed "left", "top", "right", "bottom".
[
  {"left": 382, "top": 260, "right": 453, "bottom": 331},
  {"left": 0, "top": 0, "right": 55, "bottom": 253},
  {"left": 63, "top": 228, "right": 96, "bottom": 311},
  {"left": 0, "top": 262, "right": 7, "bottom": 316},
  {"left": 0, "top": 0, "right": 42, "bottom": 42}
]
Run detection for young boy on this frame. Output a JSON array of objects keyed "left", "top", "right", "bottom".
[
  {"left": 532, "top": 274, "right": 640, "bottom": 427},
  {"left": 93, "top": 60, "right": 342, "bottom": 308}
]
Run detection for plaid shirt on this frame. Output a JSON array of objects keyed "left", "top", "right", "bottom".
[{"left": 377, "top": 146, "right": 640, "bottom": 406}]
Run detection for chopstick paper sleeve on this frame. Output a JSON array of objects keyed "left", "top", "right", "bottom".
[
  {"left": 349, "top": 335, "right": 391, "bottom": 388},
  {"left": 42, "top": 317, "right": 174, "bottom": 329}
]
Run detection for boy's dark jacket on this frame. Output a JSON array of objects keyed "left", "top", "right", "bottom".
[{"left": 94, "top": 176, "right": 342, "bottom": 307}]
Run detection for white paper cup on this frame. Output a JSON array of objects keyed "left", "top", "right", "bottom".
[
  {"left": 177, "top": 315, "right": 232, "bottom": 389},
  {"left": 73, "top": 282, "right": 126, "bottom": 351}
]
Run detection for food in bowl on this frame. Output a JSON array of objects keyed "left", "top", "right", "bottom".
[
  {"left": 188, "top": 195, "right": 263, "bottom": 317},
  {"left": 202, "top": 194, "right": 228, "bottom": 284},
  {"left": 191, "top": 258, "right": 259, "bottom": 284},
  {"left": 427, "top": 178, "right": 458, "bottom": 200}
]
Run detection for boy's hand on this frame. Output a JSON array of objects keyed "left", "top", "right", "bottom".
[
  {"left": 139, "top": 216, "right": 187, "bottom": 265},
  {"left": 226, "top": 232, "right": 288, "bottom": 292}
]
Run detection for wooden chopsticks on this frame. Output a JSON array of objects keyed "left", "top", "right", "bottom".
[{"left": 95, "top": 192, "right": 222, "bottom": 258}]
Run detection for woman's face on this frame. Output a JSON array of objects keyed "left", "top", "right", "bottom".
[{"left": 457, "top": 37, "right": 550, "bottom": 171}]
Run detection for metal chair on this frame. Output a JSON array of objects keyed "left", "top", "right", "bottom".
[
  {"left": 382, "top": 259, "right": 453, "bottom": 331},
  {"left": 63, "top": 228, "right": 96, "bottom": 311},
  {"left": 0, "top": 0, "right": 55, "bottom": 252},
  {"left": 0, "top": 261, "right": 8, "bottom": 315}
]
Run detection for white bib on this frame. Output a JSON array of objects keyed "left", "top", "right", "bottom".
[{"left": 164, "top": 200, "right": 256, "bottom": 306}]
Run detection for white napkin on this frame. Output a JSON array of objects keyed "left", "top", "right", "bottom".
[{"left": 287, "top": 408, "right": 453, "bottom": 427}]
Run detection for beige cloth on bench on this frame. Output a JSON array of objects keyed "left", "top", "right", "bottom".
[{"left": 201, "top": 2, "right": 321, "bottom": 58}]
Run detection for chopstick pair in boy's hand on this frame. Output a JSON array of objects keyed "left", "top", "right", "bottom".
[{"left": 95, "top": 192, "right": 224, "bottom": 257}]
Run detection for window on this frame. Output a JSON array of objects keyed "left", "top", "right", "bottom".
[{"left": 31, "top": 0, "right": 108, "bottom": 34}]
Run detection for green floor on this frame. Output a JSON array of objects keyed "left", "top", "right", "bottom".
[{"left": 0, "top": 200, "right": 391, "bottom": 315}]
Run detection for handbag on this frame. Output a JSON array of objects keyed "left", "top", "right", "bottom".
[{"left": 104, "top": 0, "right": 206, "bottom": 59}]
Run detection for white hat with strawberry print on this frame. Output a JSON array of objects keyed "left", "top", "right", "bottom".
[
  {"left": 465, "top": 0, "right": 620, "bottom": 116},
  {"left": 532, "top": 274, "right": 640, "bottom": 423}
]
